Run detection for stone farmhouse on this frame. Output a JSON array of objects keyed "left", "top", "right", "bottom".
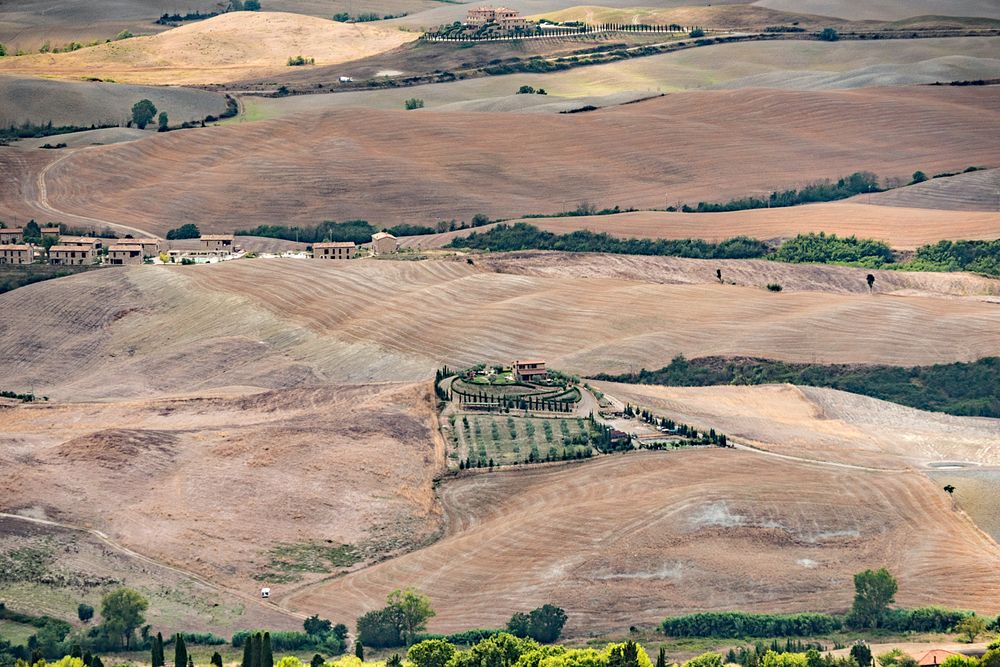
[
  {"left": 313, "top": 242, "right": 357, "bottom": 260},
  {"left": 200, "top": 235, "right": 235, "bottom": 253},
  {"left": 513, "top": 359, "right": 547, "bottom": 382},
  {"left": 49, "top": 245, "right": 97, "bottom": 266},
  {"left": 371, "top": 232, "right": 398, "bottom": 256},
  {"left": 0, "top": 245, "right": 33, "bottom": 265},
  {"left": 59, "top": 236, "right": 105, "bottom": 252},
  {"left": 0, "top": 228, "right": 23, "bottom": 244},
  {"left": 465, "top": 5, "right": 529, "bottom": 29},
  {"left": 108, "top": 244, "right": 145, "bottom": 265}
]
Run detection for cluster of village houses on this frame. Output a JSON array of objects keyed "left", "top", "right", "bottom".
[
  {"left": 0, "top": 227, "right": 400, "bottom": 266},
  {"left": 464, "top": 5, "right": 529, "bottom": 30}
]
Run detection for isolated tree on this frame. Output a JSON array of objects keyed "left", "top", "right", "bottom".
[
  {"left": 850, "top": 643, "right": 873, "bottom": 667},
  {"left": 355, "top": 642, "right": 365, "bottom": 661},
  {"left": 944, "top": 484, "right": 956, "bottom": 496},
  {"left": 78, "top": 604, "right": 94, "bottom": 623},
  {"left": 527, "top": 604, "right": 567, "bottom": 642},
  {"left": 262, "top": 632, "right": 274, "bottom": 667},
  {"left": 911, "top": 171, "right": 928, "bottom": 184},
  {"left": 100, "top": 588, "right": 149, "bottom": 649},
  {"left": 408, "top": 640, "right": 457, "bottom": 667},
  {"left": 131, "top": 99, "right": 158, "bottom": 129},
  {"left": 866, "top": 274, "right": 875, "bottom": 292},
  {"left": 716, "top": 268, "right": 723, "bottom": 283},
  {"left": 158, "top": 112, "right": 169, "bottom": 132},
  {"left": 386, "top": 588, "right": 436, "bottom": 642},
  {"left": 517, "top": 85, "right": 535, "bottom": 94},
  {"left": 304, "top": 615, "right": 333, "bottom": 636},
  {"left": 404, "top": 98, "right": 424, "bottom": 110},
  {"left": 955, "top": 616, "right": 986, "bottom": 642},
  {"left": 819, "top": 27, "right": 839, "bottom": 41},
  {"left": 851, "top": 569, "right": 897, "bottom": 629},
  {"left": 689, "top": 28, "right": 705, "bottom": 38},
  {"left": 175, "top": 635, "right": 188, "bottom": 667},
  {"left": 310, "top": 655, "right": 324, "bottom": 667},
  {"left": 211, "top": 653, "right": 223, "bottom": 667}
]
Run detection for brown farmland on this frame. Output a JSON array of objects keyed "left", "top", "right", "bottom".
[
  {"left": 288, "top": 446, "right": 1000, "bottom": 635},
  {"left": 8, "top": 85, "right": 1000, "bottom": 235},
  {"left": 402, "top": 202, "right": 1000, "bottom": 250},
  {"left": 3, "top": 260, "right": 1000, "bottom": 399}
]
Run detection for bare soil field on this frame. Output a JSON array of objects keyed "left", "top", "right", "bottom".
[
  {"left": 12, "top": 85, "right": 1000, "bottom": 234},
  {"left": 471, "top": 251, "right": 1000, "bottom": 297},
  {"left": 0, "top": 0, "right": 437, "bottom": 52},
  {"left": 751, "top": 0, "right": 1000, "bottom": 22},
  {"left": 402, "top": 203, "right": 1000, "bottom": 250},
  {"left": 589, "top": 382, "right": 1000, "bottom": 469},
  {"left": 0, "top": 74, "right": 229, "bottom": 127},
  {"left": 0, "top": 12, "right": 419, "bottom": 85},
  {"left": 3, "top": 260, "right": 1000, "bottom": 402},
  {"left": 237, "top": 38, "right": 1000, "bottom": 114},
  {"left": 862, "top": 167, "right": 1000, "bottom": 211},
  {"left": 287, "top": 448, "right": 1000, "bottom": 635},
  {"left": 0, "top": 516, "right": 299, "bottom": 634},
  {"left": 927, "top": 468, "right": 1000, "bottom": 542},
  {"left": 0, "top": 381, "right": 445, "bottom": 609}
]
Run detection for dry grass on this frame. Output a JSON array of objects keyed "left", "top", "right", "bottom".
[
  {"left": 403, "top": 202, "right": 1000, "bottom": 250},
  {"left": 534, "top": 4, "right": 856, "bottom": 29},
  {"left": 0, "top": 74, "right": 229, "bottom": 127},
  {"left": 471, "top": 251, "right": 1000, "bottom": 296},
  {"left": 288, "top": 447, "right": 1000, "bottom": 635},
  {"left": 0, "top": 12, "right": 419, "bottom": 85},
  {"left": 864, "top": 167, "right": 1000, "bottom": 211},
  {"left": 0, "top": 382, "right": 445, "bottom": 601},
  {"left": 752, "top": 0, "right": 1000, "bottom": 22},
  {"left": 9, "top": 85, "right": 1000, "bottom": 234},
  {"left": 3, "top": 259, "right": 999, "bottom": 402}
]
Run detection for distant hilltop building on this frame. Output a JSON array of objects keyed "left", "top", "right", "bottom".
[{"left": 465, "top": 5, "right": 529, "bottom": 30}]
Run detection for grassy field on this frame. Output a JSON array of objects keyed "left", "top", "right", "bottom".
[
  {"left": 0, "top": 618, "right": 37, "bottom": 646},
  {"left": 450, "top": 414, "right": 594, "bottom": 466}
]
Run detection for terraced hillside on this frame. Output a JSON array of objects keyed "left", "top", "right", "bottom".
[
  {"left": 11, "top": 85, "right": 1000, "bottom": 235},
  {"left": 2, "top": 260, "right": 999, "bottom": 400},
  {"left": 0, "top": 12, "right": 419, "bottom": 84}
]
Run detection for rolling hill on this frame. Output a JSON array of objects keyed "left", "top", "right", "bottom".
[
  {"left": 7, "top": 85, "right": 999, "bottom": 235},
  {"left": 862, "top": 167, "right": 1000, "bottom": 211},
  {"left": 0, "top": 12, "right": 420, "bottom": 85}
]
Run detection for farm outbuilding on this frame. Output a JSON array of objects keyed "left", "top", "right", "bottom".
[{"left": 371, "top": 232, "right": 398, "bottom": 256}]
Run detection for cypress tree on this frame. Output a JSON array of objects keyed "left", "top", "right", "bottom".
[
  {"left": 153, "top": 633, "right": 165, "bottom": 667},
  {"left": 251, "top": 633, "right": 262, "bottom": 667},
  {"left": 262, "top": 632, "right": 273, "bottom": 667},
  {"left": 212, "top": 653, "right": 223, "bottom": 667},
  {"left": 93, "top": 658, "right": 105, "bottom": 667},
  {"left": 241, "top": 637, "right": 252, "bottom": 667},
  {"left": 189, "top": 657, "right": 194, "bottom": 667},
  {"left": 174, "top": 635, "right": 188, "bottom": 667},
  {"left": 656, "top": 647, "right": 667, "bottom": 667},
  {"left": 355, "top": 642, "right": 365, "bottom": 661}
]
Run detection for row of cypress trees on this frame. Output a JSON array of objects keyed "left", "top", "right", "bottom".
[
  {"left": 241, "top": 632, "right": 274, "bottom": 667},
  {"left": 151, "top": 632, "right": 225, "bottom": 667}
]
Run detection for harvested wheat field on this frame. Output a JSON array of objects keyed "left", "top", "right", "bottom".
[
  {"left": 589, "top": 382, "right": 1000, "bottom": 469},
  {"left": 0, "top": 381, "right": 445, "bottom": 606},
  {"left": 0, "top": 74, "right": 229, "bottom": 127},
  {"left": 402, "top": 202, "right": 1000, "bottom": 250},
  {"left": 863, "top": 167, "right": 1000, "bottom": 211},
  {"left": 287, "top": 447, "right": 1000, "bottom": 635},
  {"left": 0, "top": 12, "right": 419, "bottom": 85},
  {"left": 535, "top": 4, "right": 857, "bottom": 30},
  {"left": 752, "top": 0, "right": 1000, "bottom": 21},
  {"left": 472, "top": 251, "right": 1000, "bottom": 297},
  {"left": 3, "top": 260, "right": 1000, "bottom": 402},
  {"left": 15, "top": 85, "right": 1000, "bottom": 234}
]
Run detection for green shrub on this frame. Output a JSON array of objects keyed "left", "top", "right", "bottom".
[
  {"left": 405, "top": 98, "right": 425, "bottom": 110},
  {"left": 660, "top": 612, "right": 842, "bottom": 638}
]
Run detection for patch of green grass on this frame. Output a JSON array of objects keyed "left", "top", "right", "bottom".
[
  {"left": 254, "top": 543, "right": 360, "bottom": 583},
  {"left": 0, "top": 619, "right": 37, "bottom": 646}
]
